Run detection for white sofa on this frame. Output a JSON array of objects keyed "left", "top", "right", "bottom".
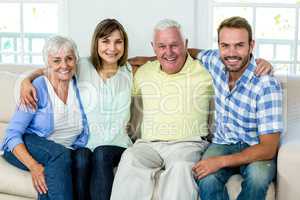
[{"left": 0, "top": 64, "right": 299, "bottom": 200}]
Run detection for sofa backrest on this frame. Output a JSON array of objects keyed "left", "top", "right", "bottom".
[
  {"left": 277, "top": 75, "right": 300, "bottom": 142},
  {"left": 0, "top": 64, "right": 299, "bottom": 144},
  {"left": 0, "top": 65, "right": 40, "bottom": 123}
]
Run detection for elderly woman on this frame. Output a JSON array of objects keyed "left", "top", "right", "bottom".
[{"left": 0, "top": 36, "right": 89, "bottom": 200}]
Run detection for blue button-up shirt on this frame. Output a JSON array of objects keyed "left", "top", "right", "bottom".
[{"left": 197, "top": 49, "right": 283, "bottom": 145}]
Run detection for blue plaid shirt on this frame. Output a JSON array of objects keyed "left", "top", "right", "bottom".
[{"left": 197, "top": 49, "right": 283, "bottom": 145}]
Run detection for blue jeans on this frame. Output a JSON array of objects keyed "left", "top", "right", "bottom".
[
  {"left": 197, "top": 143, "right": 276, "bottom": 200},
  {"left": 72, "top": 145, "right": 126, "bottom": 200},
  {"left": 3, "top": 134, "right": 73, "bottom": 200}
]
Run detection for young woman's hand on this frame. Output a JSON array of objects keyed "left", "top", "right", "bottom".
[{"left": 20, "top": 78, "right": 37, "bottom": 110}]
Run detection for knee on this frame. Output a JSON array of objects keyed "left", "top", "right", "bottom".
[
  {"left": 73, "top": 148, "right": 91, "bottom": 170},
  {"left": 243, "top": 161, "right": 275, "bottom": 189},
  {"left": 46, "top": 147, "right": 72, "bottom": 171},
  {"left": 118, "top": 148, "right": 135, "bottom": 162},
  {"left": 93, "top": 146, "right": 114, "bottom": 165},
  {"left": 197, "top": 172, "right": 225, "bottom": 194},
  {"left": 44, "top": 142, "right": 71, "bottom": 165},
  {"left": 50, "top": 142, "right": 70, "bottom": 158},
  {"left": 198, "top": 173, "right": 220, "bottom": 190},
  {"left": 58, "top": 148, "right": 72, "bottom": 167}
]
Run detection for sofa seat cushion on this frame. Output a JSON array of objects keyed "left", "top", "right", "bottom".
[
  {"left": 0, "top": 193, "right": 34, "bottom": 200},
  {"left": 0, "top": 156, "right": 36, "bottom": 198},
  {"left": 0, "top": 123, "right": 36, "bottom": 198},
  {"left": 226, "top": 174, "right": 275, "bottom": 200}
]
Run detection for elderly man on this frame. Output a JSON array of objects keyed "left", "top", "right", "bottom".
[
  {"left": 192, "top": 16, "right": 283, "bottom": 200},
  {"left": 110, "top": 19, "right": 213, "bottom": 200}
]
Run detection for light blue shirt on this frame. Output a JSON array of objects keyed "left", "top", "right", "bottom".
[
  {"left": 197, "top": 49, "right": 283, "bottom": 145},
  {"left": 77, "top": 58, "right": 133, "bottom": 150},
  {"left": 1, "top": 76, "right": 89, "bottom": 152}
]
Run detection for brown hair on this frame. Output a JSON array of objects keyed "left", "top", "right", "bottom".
[
  {"left": 90, "top": 18, "right": 129, "bottom": 71},
  {"left": 217, "top": 16, "right": 252, "bottom": 44}
]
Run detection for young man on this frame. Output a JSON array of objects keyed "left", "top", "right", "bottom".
[{"left": 192, "top": 16, "right": 283, "bottom": 200}]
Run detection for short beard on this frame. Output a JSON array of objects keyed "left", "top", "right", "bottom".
[{"left": 222, "top": 51, "right": 252, "bottom": 73}]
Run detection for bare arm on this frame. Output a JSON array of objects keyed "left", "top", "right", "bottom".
[
  {"left": 128, "top": 56, "right": 156, "bottom": 67},
  {"left": 188, "top": 48, "right": 201, "bottom": 59},
  {"left": 12, "top": 143, "right": 48, "bottom": 194},
  {"left": 188, "top": 48, "right": 272, "bottom": 75},
  {"left": 27, "top": 68, "right": 45, "bottom": 82},
  {"left": 20, "top": 68, "right": 46, "bottom": 109},
  {"left": 193, "top": 133, "right": 280, "bottom": 179},
  {"left": 255, "top": 58, "right": 273, "bottom": 75}
]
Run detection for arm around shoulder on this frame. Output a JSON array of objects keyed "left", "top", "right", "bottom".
[{"left": 20, "top": 67, "right": 46, "bottom": 109}]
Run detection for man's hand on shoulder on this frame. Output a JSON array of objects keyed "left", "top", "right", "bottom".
[
  {"left": 128, "top": 56, "right": 156, "bottom": 67},
  {"left": 188, "top": 48, "right": 201, "bottom": 59},
  {"left": 255, "top": 58, "right": 273, "bottom": 76}
]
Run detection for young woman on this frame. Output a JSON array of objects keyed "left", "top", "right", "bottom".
[{"left": 20, "top": 19, "right": 133, "bottom": 200}]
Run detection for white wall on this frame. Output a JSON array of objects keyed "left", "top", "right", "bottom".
[{"left": 67, "top": 0, "right": 211, "bottom": 57}]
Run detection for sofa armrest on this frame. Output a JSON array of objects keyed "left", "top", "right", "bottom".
[{"left": 277, "top": 126, "right": 300, "bottom": 200}]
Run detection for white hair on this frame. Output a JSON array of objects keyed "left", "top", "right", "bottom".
[
  {"left": 154, "top": 19, "right": 181, "bottom": 31},
  {"left": 43, "top": 35, "right": 79, "bottom": 66},
  {"left": 153, "top": 19, "right": 186, "bottom": 42}
]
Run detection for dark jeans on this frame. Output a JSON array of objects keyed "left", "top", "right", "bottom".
[
  {"left": 72, "top": 145, "right": 126, "bottom": 200},
  {"left": 3, "top": 134, "right": 73, "bottom": 200}
]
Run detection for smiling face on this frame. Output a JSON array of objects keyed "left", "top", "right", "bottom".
[
  {"left": 152, "top": 27, "right": 187, "bottom": 74},
  {"left": 47, "top": 48, "right": 76, "bottom": 82},
  {"left": 97, "top": 29, "right": 124, "bottom": 67},
  {"left": 218, "top": 27, "right": 254, "bottom": 73}
]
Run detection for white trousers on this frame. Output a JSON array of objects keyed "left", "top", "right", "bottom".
[{"left": 110, "top": 138, "right": 209, "bottom": 200}]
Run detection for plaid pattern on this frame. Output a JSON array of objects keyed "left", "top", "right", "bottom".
[{"left": 197, "top": 50, "right": 283, "bottom": 145}]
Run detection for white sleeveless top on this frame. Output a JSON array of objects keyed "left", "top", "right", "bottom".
[{"left": 44, "top": 76, "right": 83, "bottom": 148}]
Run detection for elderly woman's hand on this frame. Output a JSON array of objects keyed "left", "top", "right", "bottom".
[
  {"left": 20, "top": 78, "right": 38, "bottom": 110},
  {"left": 29, "top": 162, "right": 48, "bottom": 194}
]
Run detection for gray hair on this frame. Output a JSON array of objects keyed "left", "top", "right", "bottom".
[
  {"left": 153, "top": 19, "right": 186, "bottom": 41},
  {"left": 43, "top": 35, "right": 79, "bottom": 66}
]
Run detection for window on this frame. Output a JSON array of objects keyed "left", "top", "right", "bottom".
[
  {"left": 0, "top": 0, "right": 66, "bottom": 65},
  {"left": 210, "top": 0, "right": 300, "bottom": 74}
]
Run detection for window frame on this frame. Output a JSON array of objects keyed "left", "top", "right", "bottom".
[
  {"left": 0, "top": 0, "right": 68, "bottom": 65},
  {"left": 209, "top": 1, "right": 300, "bottom": 74}
]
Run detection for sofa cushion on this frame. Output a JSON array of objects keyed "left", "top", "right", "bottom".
[
  {"left": 0, "top": 121, "right": 36, "bottom": 199},
  {"left": 0, "top": 66, "right": 39, "bottom": 123},
  {"left": 0, "top": 72, "right": 21, "bottom": 123},
  {"left": 0, "top": 156, "right": 36, "bottom": 199},
  {"left": 0, "top": 123, "right": 7, "bottom": 145},
  {"left": 0, "top": 122, "right": 36, "bottom": 198},
  {"left": 0, "top": 193, "right": 34, "bottom": 200}
]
